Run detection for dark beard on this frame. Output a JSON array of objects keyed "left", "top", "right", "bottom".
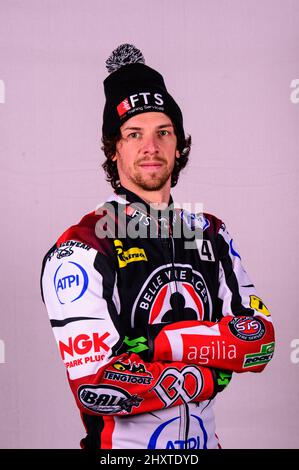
[{"left": 133, "top": 170, "right": 171, "bottom": 191}]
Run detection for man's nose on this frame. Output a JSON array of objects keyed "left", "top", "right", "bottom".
[{"left": 142, "top": 134, "right": 159, "bottom": 154}]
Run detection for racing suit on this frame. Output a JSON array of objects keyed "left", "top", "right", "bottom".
[{"left": 40, "top": 185, "right": 275, "bottom": 449}]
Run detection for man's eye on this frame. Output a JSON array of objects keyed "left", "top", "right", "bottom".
[
  {"left": 159, "top": 130, "right": 170, "bottom": 136},
  {"left": 127, "top": 132, "right": 140, "bottom": 139}
]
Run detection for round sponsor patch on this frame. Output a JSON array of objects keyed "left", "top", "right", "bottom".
[
  {"left": 228, "top": 317, "right": 265, "bottom": 341},
  {"left": 131, "top": 264, "right": 212, "bottom": 328},
  {"left": 54, "top": 261, "right": 89, "bottom": 304}
]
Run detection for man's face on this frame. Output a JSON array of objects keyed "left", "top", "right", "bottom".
[{"left": 113, "top": 112, "right": 179, "bottom": 193}]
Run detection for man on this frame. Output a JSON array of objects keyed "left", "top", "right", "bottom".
[{"left": 41, "top": 44, "right": 275, "bottom": 449}]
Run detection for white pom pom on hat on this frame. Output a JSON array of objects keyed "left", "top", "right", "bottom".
[{"left": 106, "top": 44, "right": 145, "bottom": 74}]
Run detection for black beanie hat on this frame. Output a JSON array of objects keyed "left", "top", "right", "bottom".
[{"left": 102, "top": 44, "right": 185, "bottom": 139}]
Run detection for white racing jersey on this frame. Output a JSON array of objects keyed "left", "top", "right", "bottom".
[{"left": 41, "top": 186, "right": 275, "bottom": 449}]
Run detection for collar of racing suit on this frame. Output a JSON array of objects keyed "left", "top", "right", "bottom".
[{"left": 115, "top": 184, "right": 174, "bottom": 221}]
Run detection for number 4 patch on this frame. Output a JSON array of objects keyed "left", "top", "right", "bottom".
[{"left": 196, "top": 239, "right": 215, "bottom": 262}]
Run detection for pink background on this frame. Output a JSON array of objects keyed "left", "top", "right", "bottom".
[{"left": 0, "top": 0, "right": 298, "bottom": 448}]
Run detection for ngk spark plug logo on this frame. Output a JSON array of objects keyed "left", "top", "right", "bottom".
[
  {"left": 53, "top": 261, "right": 89, "bottom": 304},
  {"left": 59, "top": 332, "right": 110, "bottom": 360}
]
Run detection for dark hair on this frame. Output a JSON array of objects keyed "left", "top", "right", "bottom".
[{"left": 101, "top": 128, "right": 191, "bottom": 190}]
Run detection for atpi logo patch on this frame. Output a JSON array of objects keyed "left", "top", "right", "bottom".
[{"left": 53, "top": 261, "right": 89, "bottom": 304}]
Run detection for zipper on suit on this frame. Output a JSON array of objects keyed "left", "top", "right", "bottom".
[{"left": 160, "top": 231, "right": 191, "bottom": 448}]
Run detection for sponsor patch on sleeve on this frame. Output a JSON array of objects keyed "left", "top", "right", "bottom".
[
  {"left": 249, "top": 295, "right": 271, "bottom": 316},
  {"left": 78, "top": 384, "right": 143, "bottom": 414},
  {"left": 243, "top": 342, "right": 275, "bottom": 368},
  {"left": 228, "top": 317, "right": 265, "bottom": 341}
]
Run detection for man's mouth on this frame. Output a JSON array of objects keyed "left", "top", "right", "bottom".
[{"left": 138, "top": 161, "right": 164, "bottom": 170}]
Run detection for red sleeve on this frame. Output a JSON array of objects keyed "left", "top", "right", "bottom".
[
  {"left": 152, "top": 315, "right": 275, "bottom": 373},
  {"left": 41, "top": 239, "right": 220, "bottom": 417}
]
